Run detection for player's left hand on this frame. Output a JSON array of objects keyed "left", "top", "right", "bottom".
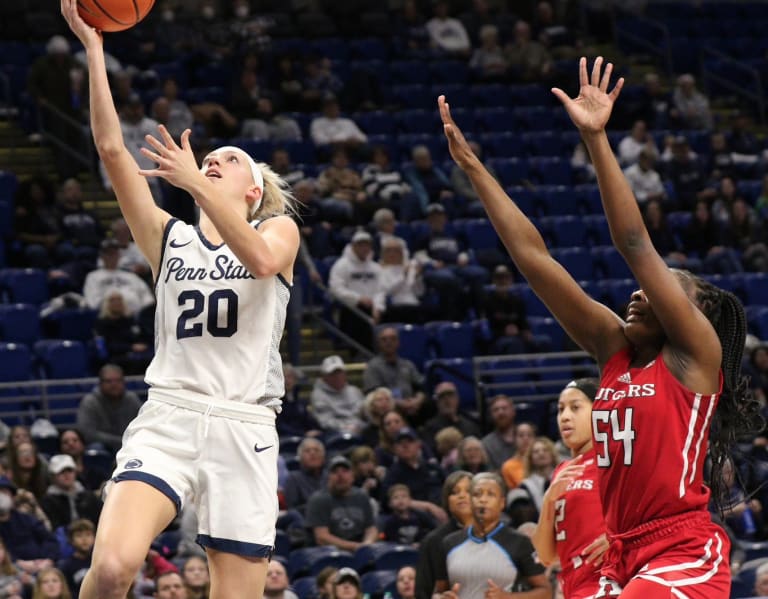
[
  {"left": 139, "top": 126, "right": 204, "bottom": 191},
  {"left": 582, "top": 533, "right": 610, "bottom": 566},
  {"left": 439, "top": 95, "right": 481, "bottom": 172},
  {"left": 551, "top": 57, "right": 624, "bottom": 135},
  {"left": 484, "top": 579, "right": 507, "bottom": 599}
]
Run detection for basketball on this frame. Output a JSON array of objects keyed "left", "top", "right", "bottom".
[{"left": 77, "top": 0, "right": 155, "bottom": 32}]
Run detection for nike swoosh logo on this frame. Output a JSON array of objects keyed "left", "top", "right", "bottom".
[
  {"left": 170, "top": 239, "right": 192, "bottom": 248},
  {"left": 254, "top": 444, "right": 273, "bottom": 453}
]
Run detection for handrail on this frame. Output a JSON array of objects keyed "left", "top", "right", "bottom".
[
  {"left": 613, "top": 12, "right": 674, "bottom": 79},
  {"left": 36, "top": 99, "right": 95, "bottom": 173},
  {"left": 700, "top": 46, "right": 766, "bottom": 126}
]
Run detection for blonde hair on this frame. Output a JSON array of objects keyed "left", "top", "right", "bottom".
[
  {"left": 434, "top": 426, "right": 464, "bottom": 456},
  {"left": 364, "top": 387, "right": 395, "bottom": 423},
  {"left": 32, "top": 567, "right": 71, "bottom": 599},
  {"left": 523, "top": 436, "right": 559, "bottom": 477},
  {"left": 251, "top": 161, "right": 299, "bottom": 221},
  {"left": 98, "top": 291, "right": 126, "bottom": 319}
]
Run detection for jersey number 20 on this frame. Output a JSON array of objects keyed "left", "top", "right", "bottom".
[
  {"left": 176, "top": 289, "right": 238, "bottom": 339},
  {"left": 592, "top": 408, "right": 636, "bottom": 467}
]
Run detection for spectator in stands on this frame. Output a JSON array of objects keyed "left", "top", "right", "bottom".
[
  {"left": 75, "top": 363, "right": 142, "bottom": 453},
  {"left": 642, "top": 199, "right": 689, "bottom": 270},
  {"left": 705, "top": 132, "right": 738, "bottom": 181},
  {"left": 349, "top": 446, "right": 384, "bottom": 504},
  {"left": 623, "top": 148, "right": 666, "bottom": 206},
  {"left": 107, "top": 218, "right": 150, "bottom": 279},
  {"left": 505, "top": 20, "right": 552, "bottom": 83},
  {"left": 375, "top": 409, "right": 409, "bottom": 468},
  {"left": 305, "top": 455, "right": 378, "bottom": 552},
  {"left": 13, "top": 177, "right": 63, "bottom": 269},
  {"left": 707, "top": 176, "right": 742, "bottom": 226},
  {"left": 153, "top": 571, "right": 187, "bottom": 599},
  {"left": 57, "top": 429, "right": 96, "bottom": 491},
  {"left": 481, "top": 394, "right": 517, "bottom": 470},
  {"left": 434, "top": 427, "right": 463, "bottom": 472},
  {"left": 316, "top": 148, "right": 367, "bottom": 223},
  {"left": 506, "top": 436, "right": 560, "bottom": 526},
  {"left": 682, "top": 200, "right": 742, "bottom": 274},
  {"left": 671, "top": 73, "right": 713, "bottom": 130},
  {"left": 310, "top": 96, "right": 368, "bottom": 154},
  {"left": 360, "top": 387, "right": 396, "bottom": 448},
  {"left": 570, "top": 140, "right": 596, "bottom": 182},
  {"left": 426, "top": 0, "right": 471, "bottom": 57},
  {"left": 240, "top": 97, "right": 302, "bottom": 143},
  {"left": 746, "top": 345, "right": 768, "bottom": 405},
  {"left": 180, "top": 556, "right": 208, "bottom": 599},
  {"left": 533, "top": 0, "right": 574, "bottom": 49},
  {"left": 723, "top": 198, "right": 768, "bottom": 272},
  {"left": 381, "top": 484, "right": 435, "bottom": 546},
  {"left": 500, "top": 422, "right": 537, "bottom": 489},
  {"left": 754, "top": 562, "right": 768, "bottom": 596},
  {"left": 278, "top": 364, "right": 321, "bottom": 439},
  {"left": 328, "top": 230, "right": 384, "bottom": 349},
  {"left": 283, "top": 438, "right": 326, "bottom": 514},
  {"left": 416, "top": 470, "right": 473, "bottom": 599},
  {"left": 95, "top": 291, "right": 152, "bottom": 375},
  {"left": 39, "top": 455, "right": 101, "bottom": 530},
  {"left": 422, "top": 382, "right": 481, "bottom": 444},
  {"left": 263, "top": 560, "right": 298, "bottom": 599},
  {"left": 0, "top": 476, "right": 59, "bottom": 568},
  {"left": 332, "top": 568, "right": 363, "bottom": 599},
  {"left": 57, "top": 518, "right": 93, "bottom": 596},
  {"left": 396, "top": 566, "right": 416, "bottom": 599},
  {"left": 0, "top": 537, "right": 29, "bottom": 599},
  {"left": 302, "top": 58, "right": 344, "bottom": 114},
  {"left": 363, "top": 326, "right": 425, "bottom": 400},
  {"left": 456, "top": 436, "right": 489, "bottom": 475},
  {"left": 371, "top": 207, "right": 398, "bottom": 252},
  {"left": 382, "top": 426, "right": 446, "bottom": 512},
  {"left": 729, "top": 111, "right": 761, "bottom": 156},
  {"left": 378, "top": 238, "right": 428, "bottom": 324},
  {"left": 270, "top": 148, "right": 305, "bottom": 189},
  {"left": 361, "top": 147, "right": 413, "bottom": 216},
  {"left": 720, "top": 458, "right": 764, "bottom": 540},
  {"left": 403, "top": 146, "right": 454, "bottom": 213},
  {"left": 449, "top": 141, "right": 498, "bottom": 206},
  {"left": 665, "top": 135, "right": 705, "bottom": 210},
  {"left": 8, "top": 441, "right": 49, "bottom": 501},
  {"left": 393, "top": 0, "right": 432, "bottom": 57},
  {"left": 628, "top": 72, "right": 670, "bottom": 129},
  {"left": 315, "top": 566, "right": 337, "bottom": 599},
  {"left": 54, "top": 178, "right": 103, "bottom": 271},
  {"left": 150, "top": 78, "right": 194, "bottom": 141},
  {"left": 83, "top": 239, "right": 155, "bottom": 317},
  {"left": 8, "top": 426, "right": 31, "bottom": 452},
  {"left": 469, "top": 24, "right": 508, "bottom": 81},
  {"left": 27, "top": 36, "right": 86, "bottom": 178},
  {"left": 482, "top": 264, "right": 536, "bottom": 354},
  {"left": 617, "top": 120, "right": 658, "bottom": 167},
  {"left": 270, "top": 56, "right": 304, "bottom": 113},
  {"left": 31, "top": 567, "right": 71, "bottom": 599},
  {"left": 310, "top": 356, "right": 366, "bottom": 435}
]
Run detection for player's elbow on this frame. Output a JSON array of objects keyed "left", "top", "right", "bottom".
[{"left": 95, "top": 141, "right": 125, "bottom": 163}]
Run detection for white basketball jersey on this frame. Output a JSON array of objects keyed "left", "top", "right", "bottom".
[{"left": 145, "top": 219, "right": 289, "bottom": 409}]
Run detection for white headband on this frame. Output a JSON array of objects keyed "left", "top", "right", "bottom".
[{"left": 203, "top": 146, "right": 265, "bottom": 217}]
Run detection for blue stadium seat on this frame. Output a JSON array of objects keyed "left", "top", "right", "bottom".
[
  {"left": 34, "top": 340, "right": 89, "bottom": 379},
  {"left": 397, "top": 133, "right": 445, "bottom": 162},
  {"left": 389, "top": 60, "right": 430, "bottom": 85},
  {"left": 522, "top": 131, "right": 565, "bottom": 157},
  {"left": 354, "top": 111, "right": 396, "bottom": 136},
  {"left": 430, "top": 60, "right": 469, "bottom": 84},
  {"left": 431, "top": 84, "right": 471, "bottom": 109},
  {"left": 278, "top": 435, "right": 303, "bottom": 456},
  {"left": 528, "top": 316, "right": 566, "bottom": 351},
  {"left": 289, "top": 546, "right": 353, "bottom": 578},
  {"left": 310, "top": 38, "right": 349, "bottom": 61},
  {"left": 389, "top": 323, "right": 429, "bottom": 370},
  {"left": 462, "top": 218, "right": 500, "bottom": 251},
  {"left": 396, "top": 109, "right": 438, "bottom": 134},
  {"left": 537, "top": 185, "right": 581, "bottom": 217},
  {"left": 474, "top": 107, "right": 516, "bottom": 133},
  {"left": 544, "top": 216, "right": 587, "bottom": 247},
  {"left": 743, "top": 273, "right": 768, "bottom": 306},
  {"left": 487, "top": 158, "right": 528, "bottom": 186},
  {"left": 0, "top": 342, "right": 32, "bottom": 382},
  {"left": 388, "top": 84, "right": 432, "bottom": 109},
  {"left": 324, "top": 432, "right": 363, "bottom": 454},
  {"left": 372, "top": 545, "right": 418, "bottom": 571},
  {"left": 514, "top": 400, "right": 550, "bottom": 432},
  {"left": 508, "top": 84, "right": 552, "bottom": 107},
  {"left": 595, "top": 279, "right": 636, "bottom": 316},
  {"left": 309, "top": 551, "right": 356, "bottom": 576},
  {"left": 290, "top": 576, "right": 318, "bottom": 599},
  {"left": 470, "top": 84, "right": 512, "bottom": 107},
  {"left": 192, "top": 63, "right": 234, "bottom": 88},
  {"left": 520, "top": 285, "right": 549, "bottom": 317},
  {"left": 349, "top": 38, "right": 389, "bottom": 60},
  {"left": 274, "top": 529, "right": 291, "bottom": 559},
  {"left": 478, "top": 132, "right": 525, "bottom": 159},
  {"left": 0, "top": 171, "right": 18, "bottom": 203},
  {"left": 550, "top": 247, "right": 593, "bottom": 280},
  {"left": 747, "top": 307, "right": 768, "bottom": 339},
  {"left": 583, "top": 214, "right": 611, "bottom": 245},
  {"left": 591, "top": 246, "right": 633, "bottom": 279},
  {"left": 427, "top": 321, "right": 474, "bottom": 359},
  {"left": 42, "top": 308, "right": 97, "bottom": 342},
  {"left": 513, "top": 106, "right": 557, "bottom": 131},
  {"left": 0, "top": 268, "right": 49, "bottom": 304},
  {"left": 505, "top": 187, "right": 538, "bottom": 216},
  {"left": 0, "top": 201, "right": 12, "bottom": 239},
  {"left": 0, "top": 304, "right": 40, "bottom": 345},
  {"left": 361, "top": 570, "right": 397, "bottom": 596},
  {"left": 528, "top": 157, "right": 572, "bottom": 185}
]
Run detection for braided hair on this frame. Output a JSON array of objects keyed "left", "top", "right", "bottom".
[{"left": 674, "top": 270, "right": 763, "bottom": 512}]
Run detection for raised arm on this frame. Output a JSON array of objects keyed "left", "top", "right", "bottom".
[
  {"left": 439, "top": 96, "right": 625, "bottom": 364},
  {"left": 552, "top": 58, "right": 721, "bottom": 389},
  {"left": 61, "top": 0, "right": 170, "bottom": 277}
]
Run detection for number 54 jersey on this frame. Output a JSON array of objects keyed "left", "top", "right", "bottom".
[
  {"left": 594, "top": 347, "right": 722, "bottom": 534},
  {"left": 145, "top": 219, "right": 290, "bottom": 407}
]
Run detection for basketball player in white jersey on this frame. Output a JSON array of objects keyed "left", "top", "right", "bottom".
[{"left": 62, "top": 2, "right": 300, "bottom": 598}]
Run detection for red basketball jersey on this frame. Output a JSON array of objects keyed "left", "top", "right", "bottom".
[
  {"left": 553, "top": 450, "right": 608, "bottom": 598},
  {"left": 595, "top": 347, "right": 722, "bottom": 535}
]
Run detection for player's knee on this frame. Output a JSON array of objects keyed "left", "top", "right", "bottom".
[{"left": 91, "top": 552, "right": 142, "bottom": 596}]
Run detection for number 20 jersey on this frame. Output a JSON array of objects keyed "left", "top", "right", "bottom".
[
  {"left": 594, "top": 347, "right": 722, "bottom": 534},
  {"left": 145, "top": 219, "right": 290, "bottom": 408}
]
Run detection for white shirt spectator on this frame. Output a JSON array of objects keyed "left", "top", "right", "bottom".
[
  {"left": 328, "top": 237, "right": 385, "bottom": 313},
  {"left": 310, "top": 116, "right": 367, "bottom": 147},
  {"left": 426, "top": 9, "right": 471, "bottom": 54},
  {"left": 83, "top": 246, "right": 154, "bottom": 317},
  {"left": 623, "top": 162, "right": 665, "bottom": 204}
]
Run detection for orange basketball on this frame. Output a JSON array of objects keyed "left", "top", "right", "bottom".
[{"left": 77, "top": 0, "right": 155, "bottom": 32}]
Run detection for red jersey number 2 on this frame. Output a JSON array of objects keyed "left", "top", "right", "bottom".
[{"left": 592, "top": 408, "right": 636, "bottom": 467}]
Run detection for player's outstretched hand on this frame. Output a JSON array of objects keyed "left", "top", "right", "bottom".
[
  {"left": 61, "top": 0, "right": 102, "bottom": 48},
  {"left": 439, "top": 95, "right": 480, "bottom": 172},
  {"left": 139, "top": 126, "right": 203, "bottom": 191},
  {"left": 551, "top": 56, "right": 624, "bottom": 135}
]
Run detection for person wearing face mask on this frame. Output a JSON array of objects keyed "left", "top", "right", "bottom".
[{"left": 0, "top": 476, "right": 59, "bottom": 573}]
